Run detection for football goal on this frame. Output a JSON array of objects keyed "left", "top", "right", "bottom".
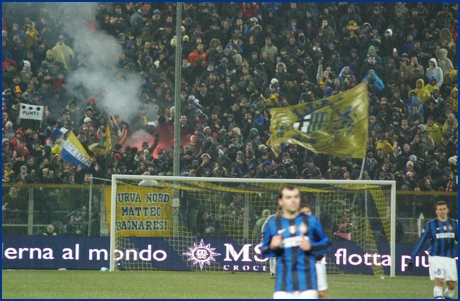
[{"left": 109, "top": 175, "right": 396, "bottom": 277}]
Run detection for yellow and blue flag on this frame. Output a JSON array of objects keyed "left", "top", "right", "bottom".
[
  {"left": 88, "top": 124, "right": 112, "bottom": 155},
  {"left": 61, "top": 131, "right": 92, "bottom": 169},
  {"left": 267, "top": 83, "right": 368, "bottom": 158}
]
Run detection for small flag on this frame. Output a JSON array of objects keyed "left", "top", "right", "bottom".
[
  {"left": 88, "top": 124, "right": 112, "bottom": 155},
  {"left": 106, "top": 107, "right": 122, "bottom": 136}
]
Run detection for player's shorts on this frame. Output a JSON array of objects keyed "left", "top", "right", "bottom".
[
  {"left": 273, "top": 290, "right": 318, "bottom": 299},
  {"left": 315, "top": 260, "right": 328, "bottom": 291},
  {"left": 429, "top": 256, "right": 458, "bottom": 281}
]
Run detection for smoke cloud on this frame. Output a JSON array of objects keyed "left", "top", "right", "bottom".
[{"left": 54, "top": 3, "right": 143, "bottom": 122}]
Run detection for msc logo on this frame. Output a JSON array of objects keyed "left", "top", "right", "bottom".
[
  {"left": 183, "top": 239, "right": 221, "bottom": 269},
  {"left": 293, "top": 112, "right": 328, "bottom": 134}
]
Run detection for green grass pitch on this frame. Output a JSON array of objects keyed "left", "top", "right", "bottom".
[{"left": 2, "top": 270, "right": 457, "bottom": 299}]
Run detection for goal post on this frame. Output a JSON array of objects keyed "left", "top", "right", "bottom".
[{"left": 109, "top": 175, "right": 396, "bottom": 277}]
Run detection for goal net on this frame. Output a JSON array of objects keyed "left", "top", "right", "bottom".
[{"left": 108, "top": 176, "right": 396, "bottom": 276}]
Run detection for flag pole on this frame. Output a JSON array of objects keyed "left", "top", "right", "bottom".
[
  {"left": 359, "top": 157, "right": 366, "bottom": 180},
  {"left": 359, "top": 142, "right": 367, "bottom": 179}
]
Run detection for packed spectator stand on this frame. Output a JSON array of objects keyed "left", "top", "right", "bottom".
[{"left": 1, "top": 2, "right": 458, "bottom": 235}]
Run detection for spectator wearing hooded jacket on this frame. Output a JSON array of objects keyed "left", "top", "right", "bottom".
[
  {"left": 435, "top": 48, "right": 454, "bottom": 83},
  {"left": 362, "top": 69, "right": 384, "bottom": 91},
  {"left": 425, "top": 58, "right": 443, "bottom": 88}
]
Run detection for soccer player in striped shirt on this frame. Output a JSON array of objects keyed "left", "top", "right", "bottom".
[
  {"left": 300, "top": 204, "right": 330, "bottom": 299},
  {"left": 261, "top": 206, "right": 283, "bottom": 279},
  {"left": 407, "top": 201, "right": 458, "bottom": 299},
  {"left": 261, "top": 185, "right": 331, "bottom": 299}
]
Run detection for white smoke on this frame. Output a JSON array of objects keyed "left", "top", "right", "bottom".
[{"left": 43, "top": 2, "right": 143, "bottom": 121}]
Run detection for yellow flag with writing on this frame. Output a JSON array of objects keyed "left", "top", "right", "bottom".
[
  {"left": 89, "top": 123, "right": 112, "bottom": 155},
  {"left": 267, "top": 83, "right": 368, "bottom": 158}
]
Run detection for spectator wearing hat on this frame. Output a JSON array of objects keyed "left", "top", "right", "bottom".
[
  {"left": 438, "top": 167, "right": 457, "bottom": 192},
  {"left": 81, "top": 117, "right": 98, "bottom": 141},
  {"left": 379, "top": 28, "right": 397, "bottom": 57},
  {"left": 415, "top": 124, "right": 435, "bottom": 150},
  {"left": 437, "top": 3, "right": 455, "bottom": 29},
  {"left": 10, "top": 74, "right": 27, "bottom": 99},
  {"left": 8, "top": 99, "right": 20, "bottom": 126},
  {"left": 367, "top": 6, "right": 386, "bottom": 33},
  {"left": 3, "top": 51, "right": 18, "bottom": 72},
  {"left": 420, "top": 30, "right": 437, "bottom": 59},
  {"left": 339, "top": 5, "right": 362, "bottom": 29},
  {"left": 424, "top": 77, "right": 440, "bottom": 96},
  {"left": 381, "top": 60, "right": 399, "bottom": 86},
  {"left": 360, "top": 53, "right": 383, "bottom": 80},
  {"left": 76, "top": 103, "right": 94, "bottom": 125},
  {"left": 16, "top": 165, "right": 32, "bottom": 183},
  {"left": 256, "top": 159, "right": 274, "bottom": 178},
  {"left": 43, "top": 224, "right": 57, "bottom": 236}
]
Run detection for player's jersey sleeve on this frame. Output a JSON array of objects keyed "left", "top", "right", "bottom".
[
  {"left": 309, "top": 215, "right": 331, "bottom": 254},
  {"left": 410, "top": 220, "right": 431, "bottom": 262},
  {"left": 260, "top": 217, "right": 279, "bottom": 258},
  {"left": 454, "top": 219, "right": 458, "bottom": 243},
  {"left": 261, "top": 215, "right": 274, "bottom": 239}
]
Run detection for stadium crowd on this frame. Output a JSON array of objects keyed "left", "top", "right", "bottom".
[{"left": 1, "top": 3, "right": 458, "bottom": 234}]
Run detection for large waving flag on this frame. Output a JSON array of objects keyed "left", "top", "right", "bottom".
[
  {"left": 88, "top": 124, "right": 112, "bottom": 155},
  {"left": 61, "top": 131, "right": 92, "bottom": 169},
  {"left": 267, "top": 83, "right": 368, "bottom": 158}
]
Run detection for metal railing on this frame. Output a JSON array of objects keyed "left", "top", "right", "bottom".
[{"left": 2, "top": 183, "right": 457, "bottom": 241}]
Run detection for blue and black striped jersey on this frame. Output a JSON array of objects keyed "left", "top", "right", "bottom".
[
  {"left": 411, "top": 218, "right": 458, "bottom": 261},
  {"left": 261, "top": 213, "right": 330, "bottom": 292}
]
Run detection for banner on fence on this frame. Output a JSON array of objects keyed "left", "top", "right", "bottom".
[{"left": 104, "top": 186, "right": 173, "bottom": 237}]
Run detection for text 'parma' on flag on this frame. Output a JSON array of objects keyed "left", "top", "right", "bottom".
[{"left": 267, "top": 83, "right": 369, "bottom": 158}]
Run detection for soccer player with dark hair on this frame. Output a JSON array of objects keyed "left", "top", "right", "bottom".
[
  {"left": 300, "top": 204, "right": 330, "bottom": 299},
  {"left": 261, "top": 186, "right": 331, "bottom": 299},
  {"left": 407, "top": 201, "right": 458, "bottom": 299},
  {"left": 261, "top": 205, "right": 283, "bottom": 279}
]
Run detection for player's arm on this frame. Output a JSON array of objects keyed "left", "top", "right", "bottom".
[
  {"left": 309, "top": 216, "right": 331, "bottom": 254},
  {"left": 260, "top": 216, "right": 272, "bottom": 240},
  {"left": 407, "top": 222, "right": 431, "bottom": 270},
  {"left": 260, "top": 220, "right": 278, "bottom": 258},
  {"left": 454, "top": 220, "right": 458, "bottom": 243}
]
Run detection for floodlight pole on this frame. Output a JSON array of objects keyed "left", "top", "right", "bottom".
[
  {"left": 172, "top": 2, "right": 183, "bottom": 237},
  {"left": 88, "top": 174, "right": 93, "bottom": 236}
]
